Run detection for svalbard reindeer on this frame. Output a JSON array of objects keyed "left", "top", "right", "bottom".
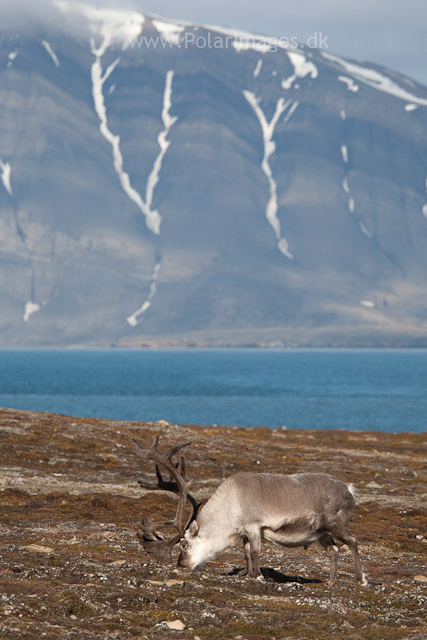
[{"left": 133, "top": 437, "right": 367, "bottom": 585}]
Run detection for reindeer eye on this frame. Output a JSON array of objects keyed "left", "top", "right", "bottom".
[{"left": 181, "top": 540, "right": 188, "bottom": 550}]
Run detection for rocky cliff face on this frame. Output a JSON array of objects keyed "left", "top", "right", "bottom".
[{"left": 1, "top": 2, "right": 427, "bottom": 347}]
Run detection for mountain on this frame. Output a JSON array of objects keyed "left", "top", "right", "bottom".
[{"left": 1, "top": 1, "right": 427, "bottom": 347}]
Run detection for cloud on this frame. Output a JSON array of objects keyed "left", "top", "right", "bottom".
[
  {"left": 0, "top": 0, "right": 68, "bottom": 30},
  {"left": 0, "top": 0, "right": 140, "bottom": 44},
  {"left": 0, "top": 0, "right": 119, "bottom": 30}
]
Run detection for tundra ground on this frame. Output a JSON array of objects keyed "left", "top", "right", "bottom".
[{"left": 0, "top": 407, "right": 426, "bottom": 640}]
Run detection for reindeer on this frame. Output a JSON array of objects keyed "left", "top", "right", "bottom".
[{"left": 133, "top": 437, "right": 367, "bottom": 585}]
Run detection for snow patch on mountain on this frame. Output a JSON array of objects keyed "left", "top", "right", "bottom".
[
  {"left": 127, "top": 71, "right": 177, "bottom": 326},
  {"left": 201, "top": 25, "right": 253, "bottom": 38},
  {"left": 341, "top": 152, "right": 354, "bottom": 216},
  {"left": 338, "top": 76, "right": 359, "bottom": 92},
  {"left": 127, "top": 261, "right": 161, "bottom": 327},
  {"left": 23, "top": 301, "right": 40, "bottom": 323},
  {"left": 322, "top": 52, "right": 427, "bottom": 107},
  {"left": 342, "top": 177, "right": 349, "bottom": 194},
  {"left": 29, "top": 6, "right": 178, "bottom": 328},
  {"left": 359, "top": 221, "right": 373, "bottom": 238},
  {"left": 282, "top": 51, "right": 318, "bottom": 90},
  {"left": 200, "top": 24, "right": 284, "bottom": 56},
  {"left": 233, "top": 40, "right": 271, "bottom": 54},
  {"left": 55, "top": 1, "right": 144, "bottom": 54},
  {"left": 283, "top": 100, "right": 298, "bottom": 123},
  {"left": 244, "top": 91, "right": 293, "bottom": 260},
  {"left": 340, "top": 148, "right": 373, "bottom": 241},
  {"left": 89, "top": 35, "right": 161, "bottom": 235},
  {"left": 7, "top": 51, "right": 18, "bottom": 68},
  {"left": 152, "top": 20, "right": 184, "bottom": 45},
  {"left": 341, "top": 145, "right": 348, "bottom": 163},
  {"left": 145, "top": 70, "right": 178, "bottom": 215},
  {"left": 0, "top": 159, "right": 13, "bottom": 196},
  {"left": 42, "top": 40, "right": 60, "bottom": 67},
  {"left": 253, "top": 59, "right": 263, "bottom": 78}
]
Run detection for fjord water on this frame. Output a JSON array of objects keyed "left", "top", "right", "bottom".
[{"left": 0, "top": 349, "right": 426, "bottom": 432}]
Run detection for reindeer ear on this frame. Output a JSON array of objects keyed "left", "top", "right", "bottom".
[{"left": 188, "top": 520, "right": 199, "bottom": 537}]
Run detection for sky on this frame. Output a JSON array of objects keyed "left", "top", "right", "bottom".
[{"left": 2, "top": 0, "right": 426, "bottom": 85}]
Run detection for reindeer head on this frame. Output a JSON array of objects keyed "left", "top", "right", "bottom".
[{"left": 177, "top": 520, "right": 208, "bottom": 569}]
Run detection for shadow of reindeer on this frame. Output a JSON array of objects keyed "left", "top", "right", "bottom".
[{"left": 227, "top": 567, "right": 322, "bottom": 584}]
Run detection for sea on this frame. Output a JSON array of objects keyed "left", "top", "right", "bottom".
[{"left": 0, "top": 349, "right": 426, "bottom": 433}]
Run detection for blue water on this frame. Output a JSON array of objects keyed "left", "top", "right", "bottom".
[{"left": 0, "top": 349, "right": 426, "bottom": 432}]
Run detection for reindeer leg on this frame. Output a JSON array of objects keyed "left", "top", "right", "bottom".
[
  {"left": 345, "top": 534, "right": 368, "bottom": 586},
  {"left": 319, "top": 533, "right": 339, "bottom": 581},
  {"left": 246, "top": 528, "right": 262, "bottom": 579},
  {"left": 330, "top": 525, "right": 368, "bottom": 586},
  {"left": 243, "top": 537, "right": 254, "bottom": 577}
]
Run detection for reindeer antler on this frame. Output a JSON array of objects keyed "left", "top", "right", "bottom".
[{"left": 133, "top": 436, "right": 201, "bottom": 563}]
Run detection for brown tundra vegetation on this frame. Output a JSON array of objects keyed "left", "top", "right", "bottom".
[{"left": 0, "top": 407, "right": 426, "bottom": 640}]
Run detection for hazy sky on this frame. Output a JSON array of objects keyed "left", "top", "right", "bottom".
[{"left": 2, "top": 0, "right": 427, "bottom": 85}]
